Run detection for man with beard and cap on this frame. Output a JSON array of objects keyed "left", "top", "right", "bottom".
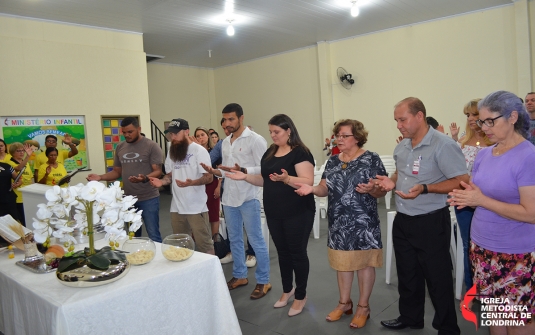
[
  {"left": 201, "top": 103, "right": 271, "bottom": 300},
  {"left": 87, "top": 117, "right": 163, "bottom": 242},
  {"left": 149, "top": 118, "right": 215, "bottom": 254}
]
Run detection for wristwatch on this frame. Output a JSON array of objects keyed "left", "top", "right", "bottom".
[
  {"left": 422, "top": 184, "right": 428, "bottom": 194},
  {"left": 142, "top": 175, "right": 149, "bottom": 183},
  {"left": 240, "top": 167, "right": 247, "bottom": 174}
]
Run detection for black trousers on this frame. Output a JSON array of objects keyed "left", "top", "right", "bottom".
[
  {"left": 393, "top": 207, "right": 460, "bottom": 335},
  {"left": 266, "top": 209, "right": 314, "bottom": 300}
]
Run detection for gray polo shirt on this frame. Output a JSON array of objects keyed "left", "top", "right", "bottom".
[{"left": 394, "top": 127, "right": 467, "bottom": 215}]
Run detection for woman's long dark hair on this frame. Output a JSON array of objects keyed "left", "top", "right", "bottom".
[{"left": 264, "top": 114, "right": 309, "bottom": 161}]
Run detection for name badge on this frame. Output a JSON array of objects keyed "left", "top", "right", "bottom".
[{"left": 412, "top": 160, "right": 420, "bottom": 174}]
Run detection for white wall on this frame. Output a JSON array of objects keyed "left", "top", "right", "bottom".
[
  {"left": 213, "top": 47, "right": 324, "bottom": 163},
  {"left": 329, "top": 5, "right": 518, "bottom": 155},
  {"left": 147, "top": 64, "right": 216, "bottom": 133},
  {"left": 149, "top": 5, "right": 528, "bottom": 162},
  {"left": 0, "top": 15, "right": 150, "bottom": 184}
]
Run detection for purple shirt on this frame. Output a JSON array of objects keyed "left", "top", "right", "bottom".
[{"left": 471, "top": 141, "right": 535, "bottom": 254}]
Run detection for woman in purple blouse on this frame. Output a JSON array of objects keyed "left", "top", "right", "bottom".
[{"left": 449, "top": 91, "right": 535, "bottom": 335}]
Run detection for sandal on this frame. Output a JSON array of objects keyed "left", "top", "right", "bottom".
[
  {"left": 326, "top": 300, "right": 353, "bottom": 322},
  {"left": 349, "top": 304, "right": 370, "bottom": 329}
]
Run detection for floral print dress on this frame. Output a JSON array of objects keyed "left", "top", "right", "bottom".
[{"left": 322, "top": 151, "right": 386, "bottom": 251}]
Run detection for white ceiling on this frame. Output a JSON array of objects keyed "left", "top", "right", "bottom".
[{"left": 0, "top": 0, "right": 512, "bottom": 68}]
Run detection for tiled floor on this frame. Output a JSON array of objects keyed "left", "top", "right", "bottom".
[{"left": 156, "top": 193, "right": 480, "bottom": 335}]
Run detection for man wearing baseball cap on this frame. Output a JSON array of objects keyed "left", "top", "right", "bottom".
[{"left": 149, "top": 118, "right": 215, "bottom": 254}]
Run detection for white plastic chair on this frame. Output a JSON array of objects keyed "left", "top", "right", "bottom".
[
  {"left": 450, "top": 207, "right": 464, "bottom": 300},
  {"left": 379, "top": 155, "right": 396, "bottom": 209},
  {"left": 385, "top": 211, "right": 396, "bottom": 284},
  {"left": 258, "top": 187, "right": 269, "bottom": 253}
]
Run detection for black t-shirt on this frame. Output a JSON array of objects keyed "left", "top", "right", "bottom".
[
  {"left": 0, "top": 162, "right": 16, "bottom": 204},
  {"left": 261, "top": 146, "right": 315, "bottom": 219}
]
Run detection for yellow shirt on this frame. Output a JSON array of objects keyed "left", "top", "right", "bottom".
[
  {"left": 0, "top": 154, "right": 12, "bottom": 163},
  {"left": 38, "top": 163, "right": 68, "bottom": 187},
  {"left": 33, "top": 150, "right": 70, "bottom": 172},
  {"left": 7, "top": 161, "right": 33, "bottom": 203}
]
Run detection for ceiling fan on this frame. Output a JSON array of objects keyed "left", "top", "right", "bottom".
[{"left": 337, "top": 67, "right": 355, "bottom": 90}]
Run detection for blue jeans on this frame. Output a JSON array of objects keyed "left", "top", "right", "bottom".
[
  {"left": 223, "top": 199, "right": 269, "bottom": 284},
  {"left": 454, "top": 206, "right": 475, "bottom": 290},
  {"left": 134, "top": 197, "right": 162, "bottom": 243}
]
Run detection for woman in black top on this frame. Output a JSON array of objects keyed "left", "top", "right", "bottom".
[
  {"left": 0, "top": 162, "right": 23, "bottom": 221},
  {"left": 227, "top": 114, "right": 315, "bottom": 317}
]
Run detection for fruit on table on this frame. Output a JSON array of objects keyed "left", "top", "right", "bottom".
[{"left": 44, "top": 245, "right": 65, "bottom": 262}]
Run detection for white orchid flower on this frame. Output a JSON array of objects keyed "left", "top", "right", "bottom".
[
  {"left": 34, "top": 227, "right": 53, "bottom": 243},
  {"left": 100, "top": 209, "right": 119, "bottom": 225},
  {"left": 121, "top": 195, "right": 137, "bottom": 209},
  {"left": 80, "top": 181, "right": 106, "bottom": 201},
  {"left": 104, "top": 226, "right": 127, "bottom": 240},
  {"left": 50, "top": 204, "right": 68, "bottom": 218},
  {"left": 32, "top": 180, "right": 144, "bottom": 247},
  {"left": 35, "top": 204, "right": 53, "bottom": 220},
  {"left": 32, "top": 218, "right": 48, "bottom": 230},
  {"left": 52, "top": 225, "right": 74, "bottom": 235},
  {"left": 60, "top": 187, "right": 79, "bottom": 207},
  {"left": 45, "top": 186, "right": 62, "bottom": 202},
  {"left": 96, "top": 187, "right": 117, "bottom": 207}
]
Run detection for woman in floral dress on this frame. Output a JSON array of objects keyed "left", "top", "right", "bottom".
[{"left": 296, "top": 119, "right": 386, "bottom": 329}]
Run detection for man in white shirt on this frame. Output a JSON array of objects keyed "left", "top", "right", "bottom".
[
  {"left": 149, "top": 118, "right": 214, "bottom": 254},
  {"left": 202, "top": 103, "right": 271, "bottom": 299}
]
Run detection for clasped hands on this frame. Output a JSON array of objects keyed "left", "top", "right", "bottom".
[{"left": 447, "top": 180, "right": 482, "bottom": 209}]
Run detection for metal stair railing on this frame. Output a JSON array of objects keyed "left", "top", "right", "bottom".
[{"left": 150, "top": 120, "right": 169, "bottom": 159}]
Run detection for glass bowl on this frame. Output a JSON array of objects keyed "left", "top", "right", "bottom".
[
  {"left": 122, "top": 237, "right": 156, "bottom": 265},
  {"left": 161, "top": 234, "right": 195, "bottom": 262}
]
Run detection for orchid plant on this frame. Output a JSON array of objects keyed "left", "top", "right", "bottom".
[{"left": 32, "top": 181, "right": 143, "bottom": 271}]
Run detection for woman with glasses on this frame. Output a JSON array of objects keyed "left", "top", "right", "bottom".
[
  {"left": 227, "top": 114, "right": 315, "bottom": 317},
  {"left": 37, "top": 147, "right": 68, "bottom": 187},
  {"left": 7, "top": 142, "right": 34, "bottom": 226},
  {"left": 295, "top": 119, "right": 386, "bottom": 328},
  {"left": 450, "top": 91, "right": 535, "bottom": 334},
  {"left": 448, "top": 99, "right": 492, "bottom": 296},
  {"left": 195, "top": 127, "right": 221, "bottom": 236}
]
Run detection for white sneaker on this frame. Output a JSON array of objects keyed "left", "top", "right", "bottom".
[
  {"left": 246, "top": 255, "right": 257, "bottom": 268},
  {"left": 220, "top": 253, "right": 233, "bottom": 264}
]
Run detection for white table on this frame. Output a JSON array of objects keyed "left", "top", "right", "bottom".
[{"left": 0, "top": 241, "right": 242, "bottom": 335}]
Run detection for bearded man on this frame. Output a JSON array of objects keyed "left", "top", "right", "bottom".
[{"left": 149, "top": 118, "right": 215, "bottom": 254}]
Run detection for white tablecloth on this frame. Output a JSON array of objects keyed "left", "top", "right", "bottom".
[{"left": 0, "top": 241, "right": 241, "bottom": 335}]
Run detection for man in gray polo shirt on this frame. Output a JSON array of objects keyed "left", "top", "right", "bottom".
[{"left": 377, "top": 97, "right": 468, "bottom": 335}]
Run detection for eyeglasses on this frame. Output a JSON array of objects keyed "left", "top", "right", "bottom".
[
  {"left": 475, "top": 115, "right": 504, "bottom": 128},
  {"left": 15, "top": 150, "right": 25, "bottom": 153},
  {"left": 46, "top": 140, "right": 57, "bottom": 143},
  {"left": 335, "top": 134, "right": 354, "bottom": 140}
]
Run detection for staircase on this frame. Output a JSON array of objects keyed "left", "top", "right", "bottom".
[{"left": 151, "top": 120, "right": 169, "bottom": 158}]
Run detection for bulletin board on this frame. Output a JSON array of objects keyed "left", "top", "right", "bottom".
[{"left": 0, "top": 116, "right": 88, "bottom": 172}]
